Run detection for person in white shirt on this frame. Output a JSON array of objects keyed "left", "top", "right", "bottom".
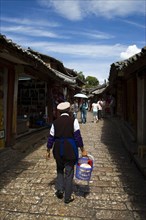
[{"left": 91, "top": 102, "right": 98, "bottom": 123}]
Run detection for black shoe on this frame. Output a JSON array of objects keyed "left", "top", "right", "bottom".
[
  {"left": 64, "top": 195, "right": 74, "bottom": 204},
  {"left": 55, "top": 190, "right": 64, "bottom": 199}
]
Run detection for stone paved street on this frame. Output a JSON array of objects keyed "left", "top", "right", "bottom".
[{"left": 0, "top": 112, "right": 146, "bottom": 220}]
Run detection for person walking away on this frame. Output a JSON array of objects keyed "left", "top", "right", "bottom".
[
  {"left": 91, "top": 101, "right": 98, "bottom": 123},
  {"left": 80, "top": 99, "right": 88, "bottom": 124},
  {"left": 46, "top": 101, "right": 87, "bottom": 204},
  {"left": 97, "top": 98, "right": 103, "bottom": 120}
]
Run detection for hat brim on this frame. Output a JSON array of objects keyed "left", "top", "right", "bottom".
[{"left": 57, "top": 102, "right": 70, "bottom": 111}]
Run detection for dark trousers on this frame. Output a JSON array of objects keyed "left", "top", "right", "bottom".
[
  {"left": 55, "top": 158, "right": 75, "bottom": 200},
  {"left": 81, "top": 110, "right": 87, "bottom": 123},
  {"left": 98, "top": 110, "right": 102, "bottom": 119}
]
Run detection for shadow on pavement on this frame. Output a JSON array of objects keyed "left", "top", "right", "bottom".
[
  {"left": 0, "top": 130, "right": 48, "bottom": 190},
  {"left": 101, "top": 118, "right": 146, "bottom": 219}
]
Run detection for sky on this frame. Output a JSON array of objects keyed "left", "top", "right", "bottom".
[{"left": 0, "top": 0, "right": 146, "bottom": 84}]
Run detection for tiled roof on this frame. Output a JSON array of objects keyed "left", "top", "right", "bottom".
[
  {"left": 92, "top": 83, "right": 109, "bottom": 95},
  {"left": 0, "top": 34, "right": 76, "bottom": 84},
  {"left": 50, "top": 68, "right": 77, "bottom": 84},
  {"left": 111, "top": 46, "right": 146, "bottom": 71},
  {"left": 108, "top": 46, "right": 146, "bottom": 82},
  {"left": 90, "top": 82, "right": 109, "bottom": 93}
]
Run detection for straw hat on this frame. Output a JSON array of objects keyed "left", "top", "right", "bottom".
[{"left": 57, "top": 102, "right": 70, "bottom": 111}]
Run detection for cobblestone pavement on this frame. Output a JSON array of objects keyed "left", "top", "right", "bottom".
[{"left": 0, "top": 112, "right": 146, "bottom": 220}]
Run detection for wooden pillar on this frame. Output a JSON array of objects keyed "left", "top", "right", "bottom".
[
  {"left": 47, "top": 84, "right": 53, "bottom": 123},
  {"left": 6, "top": 67, "right": 15, "bottom": 146},
  {"left": 6, "top": 65, "right": 19, "bottom": 146},
  {"left": 0, "top": 67, "right": 7, "bottom": 149},
  {"left": 137, "top": 76, "right": 146, "bottom": 144}
]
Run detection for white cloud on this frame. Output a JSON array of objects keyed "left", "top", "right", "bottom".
[
  {"left": 120, "top": 45, "right": 141, "bottom": 59},
  {"left": 121, "top": 19, "right": 146, "bottom": 29},
  {"left": 38, "top": 0, "right": 145, "bottom": 20},
  {"left": 20, "top": 41, "right": 126, "bottom": 60},
  {"left": 1, "top": 25, "right": 65, "bottom": 39},
  {"left": 38, "top": 0, "right": 82, "bottom": 20},
  {"left": 1, "top": 21, "right": 114, "bottom": 41},
  {"left": 82, "top": 31, "right": 114, "bottom": 40},
  {"left": 88, "top": 0, "right": 145, "bottom": 18},
  {"left": 1, "top": 17, "right": 60, "bottom": 27}
]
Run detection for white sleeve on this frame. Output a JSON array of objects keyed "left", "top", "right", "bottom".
[
  {"left": 74, "top": 118, "right": 80, "bottom": 132},
  {"left": 50, "top": 124, "right": 55, "bottom": 136}
]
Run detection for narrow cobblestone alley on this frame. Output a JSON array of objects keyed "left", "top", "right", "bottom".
[{"left": 0, "top": 112, "right": 146, "bottom": 220}]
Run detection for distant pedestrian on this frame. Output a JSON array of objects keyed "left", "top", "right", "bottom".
[
  {"left": 91, "top": 101, "right": 98, "bottom": 123},
  {"left": 46, "top": 101, "right": 87, "bottom": 204},
  {"left": 80, "top": 99, "right": 88, "bottom": 124}
]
